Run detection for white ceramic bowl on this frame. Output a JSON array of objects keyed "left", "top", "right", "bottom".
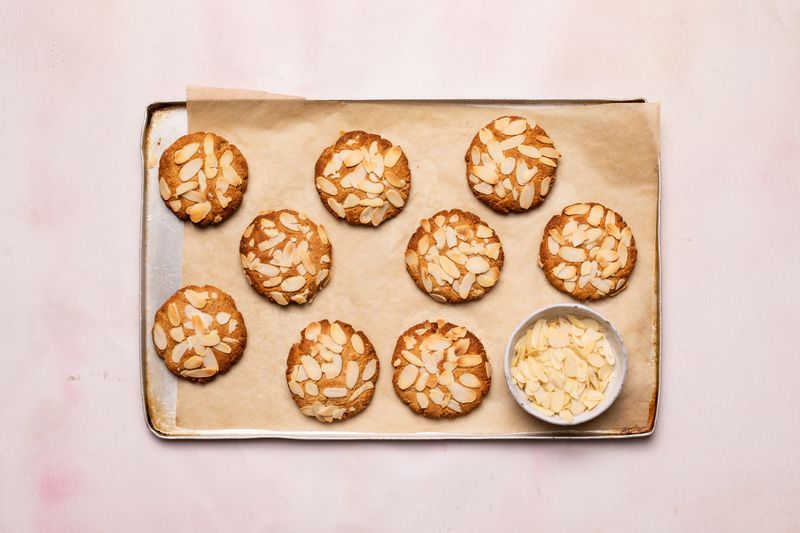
[{"left": 504, "top": 303, "right": 628, "bottom": 426}]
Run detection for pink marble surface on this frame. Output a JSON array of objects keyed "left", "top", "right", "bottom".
[{"left": 1, "top": 1, "right": 798, "bottom": 531}]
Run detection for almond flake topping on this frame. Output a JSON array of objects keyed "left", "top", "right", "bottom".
[
  {"left": 406, "top": 210, "right": 503, "bottom": 302},
  {"left": 511, "top": 315, "right": 616, "bottom": 422},
  {"left": 542, "top": 203, "right": 635, "bottom": 299},
  {"left": 164, "top": 133, "right": 246, "bottom": 224},
  {"left": 154, "top": 287, "right": 244, "bottom": 380},
  {"left": 316, "top": 131, "right": 409, "bottom": 226},
  {"left": 241, "top": 210, "right": 331, "bottom": 306},
  {"left": 467, "top": 115, "right": 559, "bottom": 212},
  {"left": 394, "top": 320, "right": 489, "bottom": 416},
  {"left": 288, "top": 320, "right": 379, "bottom": 423}
]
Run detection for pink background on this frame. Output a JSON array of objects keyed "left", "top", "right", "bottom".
[{"left": 2, "top": 1, "right": 798, "bottom": 531}]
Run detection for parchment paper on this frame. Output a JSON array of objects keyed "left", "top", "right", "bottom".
[{"left": 177, "top": 87, "right": 660, "bottom": 436}]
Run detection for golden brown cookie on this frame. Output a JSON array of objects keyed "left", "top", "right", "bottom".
[
  {"left": 392, "top": 320, "right": 491, "bottom": 418},
  {"left": 158, "top": 132, "right": 248, "bottom": 225},
  {"left": 539, "top": 202, "right": 637, "bottom": 300},
  {"left": 151, "top": 285, "right": 247, "bottom": 383},
  {"left": 314, "top": 130, "right": 411, "bottom": 226},
  {"left": 286, "top": 320, "right": 380, "bottom": 423},
  {"left": 240, "top": 209, "right": 332, "bottom": 306},
  {"left": 465, "top": 116, "right": 559, "bottom": 213},
  {"left": 404, "top": 209, "right": 504, "bottom": 303}
]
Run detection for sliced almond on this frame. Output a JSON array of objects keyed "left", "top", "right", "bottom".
[
  {"left": 565, "top": 203, "right": 590, "bottom": 216},
  {"left": 404, "top": 250, "right": 419, "bottom": 270},
  {"left": 556, "top": 265, "right": 577, "bottom": 280},
  {"left": 518, "top": 144, "right": 541, "bottom": 158},
  {"left": 471, "top": 226, "right": 491, "bottom": 240},
  {"left": 457, "top": 355, "right": 482, "bottom": 367},
  {"left": 448, "top": 382, "right": 477, "bottom": 403},
  {"left": 186, "top": 202, "right": 211, "bottom": 223},
  {"left": 587, "top": 204, "right": 604, "bottom": 226},
  {"left": 345, "top": 360, "right": 359, "bottom": 389},
  {"left": 438, "top": 255, "right": 461, "bottom": 279},
  {"left": 174, "top": 142, "right": 200, "bottom": 164},
  {"left": 618, "top": 243, "right": 629, "bottom": 267},
  {"left": 184, "top": 290, "right": 208, "bottom": 309},
  {"left": 499, "top": 134, "right": 525, "bottom": 151},
  {"left": 329, "top": 323, "right": 347, "bottom": 345},
  {"left": 350, "top": 334, "right": 365, "bottom": 355},
  {"left": 203, "top": 152, "right": 218, "bottom": 179},
  {"left": 383, "top": 146, "right": 402, "bottom": 167},
  {"left": 590, "top": 277, "right": 612, "bottom": 293},
  {"left": 558, "top": 246, "right": 587, "bottom": 263},
  {"left": 458, "top": 272, "right": 475, "bottom": 299},
  {"left": 158, "top": 178, "right": 171, "bottom": 201},
  {"left": 547, "top": 237, "right": 560, "bottom": 255},
  {"left": 316, "top": 176, "right": 338, "bottom": 195},
  {"left": 153, "top": 324, "right": 167, "bottom": 350},
  {"left": 473, "top": 182, "right": 493, "bottom": 195},
  {"left": 362, "top": 359, "right": 377, "bottom": 381},
  {"left": 416, "top": 392, "right": 429, "bottom": 409},
  {"left": 540, "top": 176, "right": 552, "bottom": 196},
  {"left": 167, "top": 303, "right": 181, "bottom": 327},
  {"left": 465, "top": 256, "right": 490, "bottom": 274},
  {"left": 322, "top": 354, "right": 342, "bottom": 379},
  {"left": 183, "top": 368, "right": 217, "bottom": 379},
  {"left": 501, "top": 119, "right": 527, "bottom": 136},
  {"left": 401, "top": 350, "right": 424, "bottom": 367},
  {"left": 386, "top": 189, "right": 405, "bottom": 208},
  {"left": 301, "top": 355, "right": 322, "bottom": 381},
  {"left": 175, "top": 181, "right": 198, "bottom": 196},
  {"left": 519, "top": 182, "right": 535, "bottom": 209},
  {"left": 182, "top": 354, "right": 203, "bottom": 370},
  {"left": 493, "top": 117, "right": 511, "bottom": 130},
  {"left": 342, "top": 150, "right": 364, "bottom": 167},
  {"left": 288, "top": 380, "right": 305, "bottom": 398},
  {"left": 459, "top": 373, "right": 481, "bottom": 388},
  {"left": 342, "top": 193, "right": 359, "bottom": 209},
  {"left": 472, "top": 165, "right": 499, "bottom": 184},
  {"left": 322, "top": 387, "right": 347, "bottom": 398},
  {"left": 470, "top": 146, "right": 480, "bottom": 165},
  {"left": 476, "top": 268, "right": 498, "bottom": 287},
  {"left": 397, "top": 364, "right": 419, "bottom": 390},
  {"left": 327, "top": 198, "right": 346, "bottom": 218},
  {"left": 429, "top": 387, "right": 445, "bottom": 405},
  {"left": 540, "top": 147, "right": 560, "bottom": 159},
  {"left": 178, "top": 158, "right": 203, "bottom": 182},
  {"left": 602, "top": 262, "right": 621, "bottom": 278},
  {"left": 348, "top": 381, "right": 374, "bottom": 402},
  {"left": 304, "top": 322, "right": 321, "bottom": 341},
  {"left": 417, "top": 234, "right": 430, "bottom": 255},
  {"left": 357, "top": 180, "right": 384, "bottom": 195}
]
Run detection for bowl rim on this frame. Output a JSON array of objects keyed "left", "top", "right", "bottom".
[{"left": 503, "top": 302, "right": 629, "bottom": 426}]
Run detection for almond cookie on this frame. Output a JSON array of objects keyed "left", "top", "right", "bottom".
[
  {"left": 158, "top": 132, "right": 248, "bottom": 225},
  {"left": 539, "top": 202, "right": 637, "bottom": 300},
  {"left": 314, "top": 130, "right": 411, "bottom": 226},
  {"left": 392, "top": 320, "right": 491, "bottom": 418},
  {"left": 151, "top": 285, "right": 247, "bottom": 383},
  {"left": 286, "top": 320, "right": 380, "bottom": 423},
  {"left": 404, "top": 209, "right": 504, "bottom": 303},
  {"left": 240, "top": 209, "right": 332, "bottom": 306},
  {"left": 465, "top": 116, "right": 559, "bottom": 213}
]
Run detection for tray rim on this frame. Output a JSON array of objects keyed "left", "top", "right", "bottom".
[{"left": 140, "top": 97, "right": 661, "bottom": 441}]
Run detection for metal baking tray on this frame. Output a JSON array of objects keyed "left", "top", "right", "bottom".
[{"left": 140, "top": 98, "right": 660, "bottom": 440}]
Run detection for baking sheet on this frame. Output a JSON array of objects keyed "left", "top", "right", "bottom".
[{"left": 140, "top": 89, "right": 660, "bottom": 439}]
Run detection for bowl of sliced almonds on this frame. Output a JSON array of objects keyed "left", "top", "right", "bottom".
[{"left": 504, "top": 303, "right": 628, "bottom": 426}]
